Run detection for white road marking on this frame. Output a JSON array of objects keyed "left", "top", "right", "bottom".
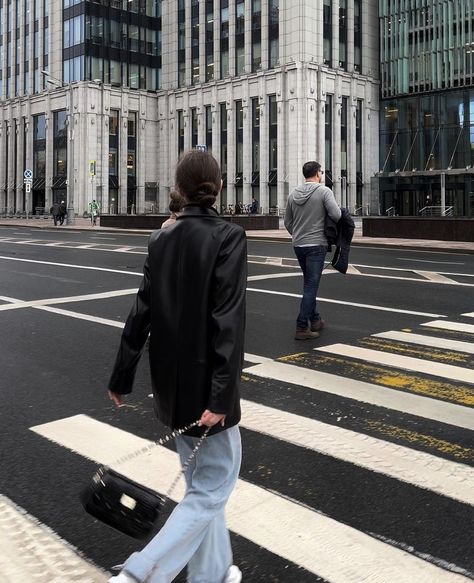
[
  {"left": 373, "top": 330, "right": 474, "bottom": 355},
  {"left": 414, "top": 271, "right": 458, "bottom": 284},
  {"left": 90, "top": 237, "right": 117, "bottom": 240},
  {"left": 462, "top": 312, "right": 474, "bottom": 318},
  {"left": 0, "top": 255, "right": 143, "bottom": 276},
  {"left": 316, "top": 344, "right": 474, "bottom": 384},
  {"left": 244, "top": 361, "right": 474, "bottom": 431},
  {"left": 0, "top": 288, "right": 138, "bottom": 312},
  {"left": 240, "top": 400, "right": 474, "bottom": 505},
  {"left": 247, "top": 272, "right": 301, "bottom": 281},
  {"left": 36, "top": 306, "right": 126, "bottom": 327},
  {"left": 397, "top": 258, "right": 465, "bottom": 265},
  {"left": 422, "top": 320, "right": 474, "bottom": 335},
  {"left": 352, "top": 263, "right": 474, "bottom": 277},
  {"left": 246, "top": 287, "right": 446, "bottom": 318},
  {"left": 30, "top": 415, "right": 471, "bottom": 583},
  {"left": 0, "top": 495, "right": 107, "bottom": 582}
]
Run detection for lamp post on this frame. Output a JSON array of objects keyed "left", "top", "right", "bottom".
[{"left": 41, "top": 70, "right": 75, "bottom": 225}]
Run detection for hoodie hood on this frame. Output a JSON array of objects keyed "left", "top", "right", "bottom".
[{"left": 292, "top": 182, "right": 322, "bottom": 205}]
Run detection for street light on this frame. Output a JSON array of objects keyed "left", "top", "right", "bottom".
[{"left": 41, "top": 70, "right": 75, "bottom": 225}]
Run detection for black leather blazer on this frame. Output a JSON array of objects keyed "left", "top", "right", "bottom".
[{"left": 109, "top": 205, "right": 247, "bottom": 436}]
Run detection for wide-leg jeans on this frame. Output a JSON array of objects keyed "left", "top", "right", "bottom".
[
  {"left": 122, "top": 425, "right": 242, "bottom": 583},
  {"left": 294, "top": 245, "right": 327, "bottom": 329}
]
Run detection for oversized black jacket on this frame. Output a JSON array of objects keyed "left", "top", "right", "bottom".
[
  {"left": 109, "top": 205, "right": 247, "bottom": 436},
  {"left": 324, "top": 207, "right": 355, "bottom": 274}
]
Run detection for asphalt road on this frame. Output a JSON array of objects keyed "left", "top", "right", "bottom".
[{"left": 0, "top": 224, "right": 473, "bottom": 583}]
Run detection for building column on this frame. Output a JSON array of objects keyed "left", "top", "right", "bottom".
[
  {"left": 100, "top": 88, "right": 110, "bottom": 215},
  {"left": 6, "top": 118, "right": 15, "bottom": 212},
  {"left": 137, "top": 113, "right": 146, "bottom": 214},
  {"left": 243, "top": 96, "right": 252, "bottom": 205},
  {"left": 244, "top": 0, "right": 252, "bottom": 74},
  {"left": 259, "top": 96, "right": 269, "bottom": 212},
  {"left": 16, "top": 119, "right": 25, "bottom": 212},
  {"left": 0, "top": 116, "right": 6, "bottom": 211},
  {"left": 228, "top": 0, "right": 236, "bottom": 77},
  {"left": 119, "top": 110, "right": 129, "bottom": 214},
  {"left": 213, "top": 0, "right": 221, "bottom": 80},
  {"left": 348, "top": 96, "right": 357, "bottom": 212},
  {"left": 199, "top": 0, "right": 206, "bottom": 83},
  {"left": 45, "top": 106, "right": 53, "bottom": 214},
  {"left": 185, "top": 0, "right": 192, "bottom": 86},
  {"left": 25, "top": 111, "right": 34, "bottom": 214},
  {"left": 333, "top": 89, "right": 342, "bottom": 204},
  {"left": 226, "top": 103, "right": 236, "bottom": 205}
]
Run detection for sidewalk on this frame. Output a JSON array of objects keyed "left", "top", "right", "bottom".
[{"left": 0, "top": 216, "right": 473, "bottom": 253}]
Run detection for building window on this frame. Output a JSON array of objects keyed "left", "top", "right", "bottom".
[
  {"left": 178, "top": 0, "right": 186, "bottom": 87},
  {"left": 323, "top": 0, "right": 332, "bottom": 66},
  {"left": 269, "top": 0, "right": 279, "bottom": 68},
  {"left": 339, "top": 0, "right": 347, "bottom": 70},
  {"left": 220, "top": 0, "right": 229, "bottom": 78},
  {"left": 235, "top": 100, "right": 243, "bottom": 174},
  {"left": 354, "top": 0, "right": 361, "bottom": 72},
  {"left": 177, "top": 110, "right": 184, "bottom": 155},
  {"left": 33, "top": 114, "right": 46, "bottom": 178},
  {"left": 235, "top": 0, "right": 245, "bottom": 75},
  {"left": 251, "top": 0, "right": 262, "bottom": 72},
  {"left": 53, "top": 110, "right": 67, "bottom": 177},
  {"left": 325, "top": 95, "right": 333, "bottom": 189},
  {"left": 205, "top": 0, "right": 214, "bottom": 81},
  {"left": 340, "top": 97, "right": 348, "bottom": 204},
  {"left": 205, "top": 106, "right": 212, "bottom": 151},
  {"left": 252, "top": 98, "right": 260, "bottom": 197},
  {"left": 269, "top": 95, "right": 277, "bottom": 207},
  {"left": 220, "top": 103, "right": 228, "bottom": 209},
  {"left": 191, "top": 108, "right": 198, "bottom": 148},
  {"left": 356, "top": 100, "right": 363, "bottom": 207},
  {"left": 191, "top": 0, "right": 199, "bottom": 84}
]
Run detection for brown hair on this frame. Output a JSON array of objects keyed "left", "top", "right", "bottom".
[
  {"left": 302, "top": 161, "right": 322, "bottom": 179},
  {"left": 168, "top": 190, "right": 185, "bottom": 214},
  {"left": 175, "top": 150, "right": 221, "bottom": 207}
]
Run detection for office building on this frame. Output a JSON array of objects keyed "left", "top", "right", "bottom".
[
  {"left": 0, "top": 1, "right": 379, "bottom": 217},
  {"left": 379, "top": 0, "right": 474, "bottom": 217}
]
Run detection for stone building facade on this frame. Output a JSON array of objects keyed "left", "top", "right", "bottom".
[{"left": 0, "top": 0, "right": 379, "bottom": 216}]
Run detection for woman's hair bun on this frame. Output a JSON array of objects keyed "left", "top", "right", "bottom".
[{"left": 175, "top": 150, "right": 222, "bottom": 207}]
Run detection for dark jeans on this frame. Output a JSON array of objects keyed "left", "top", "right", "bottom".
[{"left": 294, "top": 245, "right": 327, "bottom": 329}]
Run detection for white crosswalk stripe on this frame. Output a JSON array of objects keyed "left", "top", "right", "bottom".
[
  {"left": 422, "top": 320, "right": 474, "bottom": 334},
  {"left": 372, "top": 330, "right": 474, "bottom": 354},
  {"left": 30, "top": 415, "right": 472, "bottom": 583}
]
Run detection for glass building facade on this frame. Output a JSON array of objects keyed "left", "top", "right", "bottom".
[{"left": 379, "top": 0, "right": 474, "bottom": 217}]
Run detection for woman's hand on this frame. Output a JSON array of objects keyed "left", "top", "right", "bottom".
[{"left": 199, "top": 409, "right": 226, "bottom": 427}]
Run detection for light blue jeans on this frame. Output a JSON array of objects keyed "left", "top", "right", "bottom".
[{"left": 122, "top": 426, "right": 242, "bottom": 583}]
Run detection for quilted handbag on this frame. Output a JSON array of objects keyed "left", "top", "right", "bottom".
[{"left": 80, "top": 421, "right": 209, "bottom": 539}]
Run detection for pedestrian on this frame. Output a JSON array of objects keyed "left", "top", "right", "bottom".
[
  {"left": 50, "top": 201, "right": 60, "bottom": 226},
  {"left": 107, "top": 149, "right": 247, "bottom": 583},
  {"left": 160, "top": 191, "right": 184, "bottom": 229},
  {"left": 88, "top": 199, "right": 100, "bottom": 226},
  {"left": 58, "top": 200, "right": 67, "bottom": 225},
  {"left": 250, "top": 197, "right": 259, "bottom": 214},
  {"left": 284, "top": 161, "right": 341, "bottom": 340}
]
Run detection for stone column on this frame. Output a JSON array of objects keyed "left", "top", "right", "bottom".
[
  {"left": 226, "top": 101, "right": 235, "bottom": 205},
  {"left": 16, "top": 119, "right": 25, "bottom": 212},
  {"left": 6, "top": 118, "right": 15, "bottom": 212},
  {"left": 331, "top": 0, "right": 340, "bottom": 69},
  {"left": 259, "top": 95, "right": 269, "bottom": 213},
  {"left": 44, "top": 95, "right": 53, "bottom": 213},
  {"left": 243, "top": 92, "right": 252, "bottom": 205},
  {"left": 119, "top": 103, "right": 129, "bottom": 214},
  {"left": 333, "top": 82, "right": 342, "bottom": 204},
  {"left": 228, "top": 0, "right": 236, "bottom": 77},
  {"left": 348, "top": 94, "right": 357, "bottom": 212}
]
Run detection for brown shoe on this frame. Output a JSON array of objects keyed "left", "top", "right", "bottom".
[
  {"left": 310, "top": 319, "right": 325, "bottom": 332},
  {"left": 295, "top": 328, "right": 320, "bottom": 340}
]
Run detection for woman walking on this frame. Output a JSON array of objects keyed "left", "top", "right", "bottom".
[{"left": 107, "top": 150, "right": 247, "bottom": 583}]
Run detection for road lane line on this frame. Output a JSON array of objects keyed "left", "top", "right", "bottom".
[
  {"left": 397, "top": 258, "right": 465, "bottom": 265},
  {"left": 422, "top": 320, "right": 474, "bottom": 334},
  {"left": 244, "top": 361, "right": 474, "bottom": 431},
  {"left": 0, "top": 255, "right": 143, "bottom": 276},
  {"left": 246, "top": 288, "right": 446, "bottom": 318},
  {"left": 462, "top": 312, "right": 474, "bottom": 318},
  {"left": 373, "top": 331, "right": 474, "bottom": 355},
  {"left": 247, "top": 272, "right": 301, "bottom": 281},
  {"left": 30, "top": 414, "right": 472, "bottom": 583},
  {"left": 414, "top": 271, "right": 459, "bottom": 284},
  {"left": 240, "top": 400, "right": 474, "bottom": 505},
  {"left": 315, "top": 344, "right": 474, "bottom": 384},
  {"left": 36, "top": 306, "right": 126, "bottom": 327}
]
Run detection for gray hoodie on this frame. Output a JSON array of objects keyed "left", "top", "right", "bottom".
[{"left": 284, "top": 182, "right": 341, "bottom": 247}]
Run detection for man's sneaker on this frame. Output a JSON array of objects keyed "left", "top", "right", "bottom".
[
  {"left": 108, "top": 572, "right": 136, "bottom": 583},
  {"left": 310, "top": 318, "right": 325, "bottom": 332},
  {"left": 294, "top": 328, "right": 320, "bottom": 340},
  {"left": 224, "top": 565, "right": 242, "bottom": 583}
]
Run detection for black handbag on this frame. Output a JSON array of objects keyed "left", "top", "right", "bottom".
[{"left": 80, "top": 421, "right": 209, "bottom": 539}]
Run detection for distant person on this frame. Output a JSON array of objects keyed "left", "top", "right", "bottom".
[
  {"left": 88, "top": 199, "right": 100, "bottom": 226},
  {"left": 58, "top": 200, "right": 67, "bottom": 225},
  {"left": 50, "top": 201, "right": 60, "bottom": 226},
  {"left": 235, "top": 201, "right": 243, "bottom": 214},
  {"left": 161, "top": 191, "right": 184, "bottom": 229},
  {"left": 107, "top": 149, "right": 246, "bottom": 583},
  {"left": 284, "top": 161, "right": 341, "bottom": 340},
  {"left": 250, "top": 197, "right": 259, "bottom": 214}
]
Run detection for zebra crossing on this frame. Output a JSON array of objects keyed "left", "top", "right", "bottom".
[{"left": 22, "top": 313, "right": 474, "bottom": 582}]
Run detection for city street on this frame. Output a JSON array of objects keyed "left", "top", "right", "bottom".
[{"left": 0, "top": 224, "right": 473, "bottom": 582}]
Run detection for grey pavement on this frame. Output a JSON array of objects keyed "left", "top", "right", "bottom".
[{"left": 0, "top": 216, "right": 473, "bottom": 253}]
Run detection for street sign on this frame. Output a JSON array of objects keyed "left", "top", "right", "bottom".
[
  {"left": 24, "top": 169, "right": 33, "bottom": 180},
  {"left": 195, "top": 145, "right": 207, "bottom": 152},
  {"left": 25, "top": 182, "right": 31, "bottom": 193},
  {"left": 89, "top": 161, "right": 96, "bottom": 176}
]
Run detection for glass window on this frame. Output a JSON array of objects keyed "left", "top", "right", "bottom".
[{"left": 109, "top": 111, "right": 119, "bottom": 135}]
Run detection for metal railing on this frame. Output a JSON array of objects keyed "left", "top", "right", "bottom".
[
  {"left": 418, "top": 206, "right": 454, "bottom": 217},
  {"left": 385, "top": 206, "right": 396, "bottom": 216}
]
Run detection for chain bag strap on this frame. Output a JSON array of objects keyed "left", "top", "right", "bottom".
[{"left": 81, "top": 420, "right": 211, "bottom": 540}]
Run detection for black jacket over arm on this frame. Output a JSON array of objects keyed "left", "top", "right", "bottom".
[{"left": 109, "top": 205, "right": 247, "bottom": 436}]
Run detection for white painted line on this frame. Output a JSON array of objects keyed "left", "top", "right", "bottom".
[
  {"left": 115, "top": 246, "right": 134, "bottom": 252},
  {"left": 76, "top": 244, "right": 98, "bottom": 249},
  {"left": 30, "top": 415, "right": 471, "bottom": 583},
  {"left": 414, "top": 271, "right": 458, "bottom": 284},
  {"left": 0, "top": 494, "right": 108, "bottom": 582},
  {"left": 246, "top": 288, "right": 446, "bottom": 318},
  {"left": 397, "top": 258, "right": 465, "bottom": 265},
  {"left": 36, "top": 306, "right": 125, "bottom": 328},
  {"left": 244, "top": 361, "right": 474, "bottom": 431},
  {"left": 244, "top": 353, "right": 273, "bottom": 364},
  {"left": 0, "top": 255, "right": 143, "bottom": 276},
  {"left": 462, "top": 312, "right": 474, "bottom": 318},
  {"left": 373, "top": 331, "right": 474, "bottom": 355},
  {"left": 0, "top": 239, "right": 148, "bottom": 255},
  {"left": 44, "top": 242, "right": 63, "bottom": 246},
  {"left": 353, "top": 263, "right": 474, "bottom": 278},
  {"left": 350, "top": 272, "right": 474, "bottom": 287},
  {"left": 316, "top": 344, "right": 474, "bottom": 384},
  {"left": 91, "top": 237, "right": 116, "bottom": 240},
  {"left": 422, "top": 320, "right": 474, "bottom": 335},
  {"left": 0, "top": 288, "right": 138, "bottom": 312},
  {"left": 240, "top": 400, "right": 474, "bottom": 505},
  {"left": 247, "top": 272, "right": 301, "bottom": 282}
]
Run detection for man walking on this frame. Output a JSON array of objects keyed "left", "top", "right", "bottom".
[
  {"left": 88, "top": 199, "right": 100, "bottom": 226},
  {"left": 284, "top": 161, "right": 341, "bottom": 340}
]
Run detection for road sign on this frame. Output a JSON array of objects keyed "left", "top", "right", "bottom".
[
  {"left": 89, "top": 161, "right": 96, "bottom": 176},
  {"left": 24, "top": 169, "right": 33, "bottom": 180},
  {"left": 195, "top": 145, "right": 207, "bottom": 152},
  {"left": 25, "top": 182, "right": 31, "bottom": 193}
]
